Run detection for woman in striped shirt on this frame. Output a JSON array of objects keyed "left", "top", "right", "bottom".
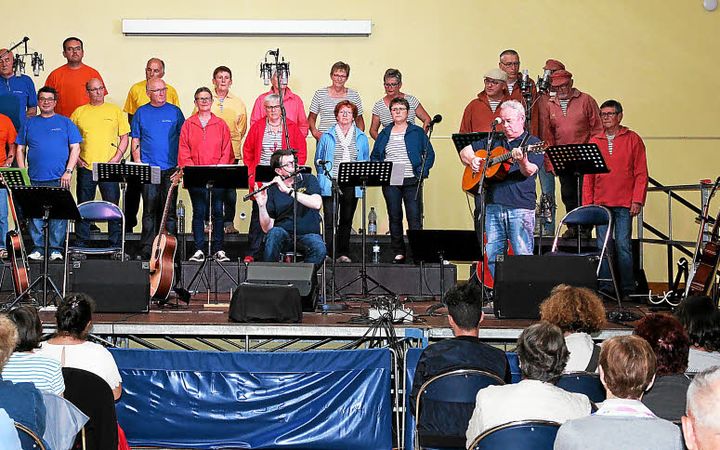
[
  {"left": 371, "top": 97, "right": 434, "bottom": 264},
  {"left": 315, "top": 100, "right": 370, "bottom": 263},
  {"left": 370, "top": 68, "right": 432, "bottom": 140},
  {"left": 308, "top": 61, "right": 364, "bottom": 141}
]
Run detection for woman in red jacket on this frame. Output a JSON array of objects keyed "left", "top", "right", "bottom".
[{"left": 178, "top": 87, "right": 234, "bottom": 262}]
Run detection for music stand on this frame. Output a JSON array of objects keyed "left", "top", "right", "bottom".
[
  {"left": 546, "top": 143, "right": 609, "bottom": 251},
  {"left": 183, "top": 165, "right": 248, "bottom": 303},
  {"left": 11, "top": 187, "right": 81, "bottom": 308},
  {"left": 0, "top": 169, "right": 30, "bottom": 305},
  {"left": 335, "top": 161, "right": 394, "bottom": 297},
  {"left": 408, "top": 230, "right": 481, "bottom": 311}
]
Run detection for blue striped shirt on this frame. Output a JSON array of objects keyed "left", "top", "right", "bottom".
[{"left": 1, "top": 352, "right": 65, "bottom": 395}]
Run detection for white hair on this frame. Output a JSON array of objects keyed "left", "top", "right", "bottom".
[
  {"left": 263, "top": 93, "right": 281, "bottom": 105},
  {"left": 687, "top": 365, "right": 720, "bottom": 428},
  {"left": 500, "top": 100, "right": 526, "bottom": 120}
]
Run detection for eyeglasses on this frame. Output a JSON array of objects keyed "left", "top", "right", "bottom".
[
  {"left": 500, "top": 61, "right": 520, "bottom": 67},
  {"left": 38, "top": 97, "right": 56, "bottom": 103},
  {"left": 600, "top": 112, "right": 619, "bottom": 118},
  {"left": 390, "top": 107, "right": 407, "bottom": 112},
  {"left": 265, "top": 105, "right": 281, "bottom": 110},
  {"left": 87, "top": 87, "right": 105, "bottom": 92},
  {"left": 332, "top": 73, "right": 348, "bottom": 79},
  {"left": 484, "top": 78, "right": 504, "bottom": 86},
  {"left": 148, "top": 87, "right": 167, "bottom": 93},
  {"left": 338, "top": 110, "right": 353, "bottom": 116},
  {"left": 280, "top": 162, "right": 296, "bottom": 169},
  {"left": 64, "top": 45, "right": 82, "bottom": 52},
  {"left": 195, "top": 97, "right": 212, "bottom": 102},
  {"left": 384, "top": 82, "right": 399, "bottom": 88},
  {"left": 0, "top": 58, "right": 12, "bottom": 65}
]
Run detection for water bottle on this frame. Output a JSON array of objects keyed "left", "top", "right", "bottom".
[
  {"left": 368, "top": 207, "right": 377, "bottom": 235},
  {"left": 177, "top": 199, "right": 185, "bottom": 234},
  {"left": 372, "top": 240, "right": 380, "bottom": 264}
]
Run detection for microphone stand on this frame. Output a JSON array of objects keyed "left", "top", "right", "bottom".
[
  {"left": 318, "top": 161, "right": 344, "bottom": 307},
  {"left": 414, "top": 121, "right": 436, "bottom": 227},
  {"left": 477, "top": 122, "right": 498, "bottom": 307}
]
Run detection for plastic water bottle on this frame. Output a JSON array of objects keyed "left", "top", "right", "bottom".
[
  {"left": 368, "top": 207, "right": 377, "bottom": 235},
  {"left": 177, "top": 199, "right": 185, "bottom": 233},
  {"left": 372, "top": 240, "right": 380, "bottom": 264}
]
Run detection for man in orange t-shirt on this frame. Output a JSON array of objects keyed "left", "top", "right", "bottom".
[
  {"left": 0, "top": 112, "right": 17, "bottom": 258},
  {"left": 44, "top": 37, "right": 107, "bottom": 117}
]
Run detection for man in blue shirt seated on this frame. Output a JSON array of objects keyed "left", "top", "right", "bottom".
[
  {"left": 410, "top": 283, "right": 511, "bottom": 447},
  {"left": 255, "top": 149, "right": 327, "bottom": 265}
]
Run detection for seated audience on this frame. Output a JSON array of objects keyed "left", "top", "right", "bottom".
[
  {"left": 675, "top": 295, "right": 720, "bottom": 373},
  {"left": 554, "top": 335, "right": 683, "bottom": 450},
  {"left": 539, "top": 284, "right": 606, "bottom": 372},
  {"left": 1, "top": 306, "right": 64, "bottom": 396},
  {"left": 0, "top": 314, "right": 46, "bottom": 441},
  {"left": 410, "top": 283, "right": 510, "bottom": 447},
  {"left": 0, "top": 408, "right": 21, "bottom": 449},
  {"left": 37, "top": 293, "right": 123, "bottom": 400},
  {"left": 683, "top": 365, "right": 720, "bottom": 450},
  {"left": 465, "top": 322, "right": 591, "bottom": 447},
  {"left": 634, "top": 313, "right": 691, "bottom": 422}
]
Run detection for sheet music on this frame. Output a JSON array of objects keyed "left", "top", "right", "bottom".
[{"left": 390, "top": 162, "right": 405, "bottom": 186}]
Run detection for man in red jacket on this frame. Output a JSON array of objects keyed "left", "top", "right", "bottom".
[{"left": 583, "top": 99, "right": 648, "bottom": 298}]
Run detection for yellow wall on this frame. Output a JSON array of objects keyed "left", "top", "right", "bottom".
[{"left": 6, "top": 0, "right": 718, "bottom": 282}]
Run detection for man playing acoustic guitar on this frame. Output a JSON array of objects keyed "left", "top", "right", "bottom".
[{"left": 459, "top": 100, "right": 543, "bottom": 278}]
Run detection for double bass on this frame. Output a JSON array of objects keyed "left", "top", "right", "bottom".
[
  {"left": 0, "top": 171, "right": 29, "bottom": 297},
  {"left": 149, "top": 169, "right": 182, "bottom": 300}
]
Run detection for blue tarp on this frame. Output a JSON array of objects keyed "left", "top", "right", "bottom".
[{"left": 110, "top": 348, "right": 393, "bottom": 449}]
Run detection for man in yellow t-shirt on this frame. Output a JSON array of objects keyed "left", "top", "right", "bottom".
[
  {"left": 70, "top": 78, "right": 129, "bottom": 248},
  {"left": 123, "top": 57, "right": 180, "bottom": 231}
]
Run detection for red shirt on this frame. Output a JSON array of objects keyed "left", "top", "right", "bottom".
[
  {"left": 249, "top": 87, "right": 309, "bottom": 137},
  {"left": 178, "top": 113, "right": 234, "bottom": 167},
  {"left": 242, "top": 118, "right": 307, "bottom": 188},
  {"left": 583, "top": 126, "right": 648, "bottom": 208},
  {"left": 541, "top": 88, "right": 602, "bottom": 147},
  {"left": 0, "top": 113, "right": 17, "bottom": 166},
  {"left": 459, "top": 91, "right": 510, "bottom": 133}
]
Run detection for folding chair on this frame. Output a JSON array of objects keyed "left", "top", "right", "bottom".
[
  {"left": 469, "top": 419, "right": 561, "bottom": 450},
  {"left": 14, "top": 422, "right": 46, "bottom": 449},
  {"left": 552, "top": 371, "right": 606, "bottom": 404},
  {"left": 66, "top": 200, "right": 126, "bottom": 258}
]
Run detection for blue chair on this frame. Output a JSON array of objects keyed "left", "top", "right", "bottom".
[
  {"left": 415, "top": 369, "right": 504, "bottom": 450},
  {"left": 67, "top": 200, "right": 126, "bottom": 258},
  {"left": 469, "top": 420, "right": 561, "bottom": 450},
  {"left": 550, "top": 205, "right": 622, "bottom": 300},
  {"left": 552, "top": 371, "right": 606, "bottom": 404}
]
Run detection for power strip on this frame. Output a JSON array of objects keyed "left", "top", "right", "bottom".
[{"left": 368, "top": 306, "right": 414, "bottom": 323}]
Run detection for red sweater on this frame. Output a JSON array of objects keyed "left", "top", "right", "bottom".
[
  {"left": 178, "top": 113, "right": 234, "bottom": 167},
  {"left": 242, "top": 118, "right": 307, "bottom": 188},
  {"left": 459, "top": 91, "right": 510, "bottom": 133},
  {"left": 583, "top": 126, "right": 648, "bottom": 208}
]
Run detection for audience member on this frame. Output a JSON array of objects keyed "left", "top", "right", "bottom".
[
  {"left": 410, "top": 283, "right": 510, "bottom": 447},
  {"left": 37, "top": 293, "right": 123, "bottom": 400},
  {"left": 0, "top": 408, "right": 21, "bottom": 449},
  {"left": 1, "top": 306, "right": 64, "bottom": 396},
  {"left": 683, "top": 366, "right": 720, "bottom": 450},
  {"left": 635, "top": 313, "right": 691, "bottom": 422},
  {"left": 675, "top": 296, "right": 720, "bottom": 373},
  {"left": 554, "top": 335, "right": 683, "bottom": 450},
  {"left": 465, "top": 322, "right": 591, "bottom": 447},
  {"left": 539, "top": 284, "right": 606, "bottom": 372}
]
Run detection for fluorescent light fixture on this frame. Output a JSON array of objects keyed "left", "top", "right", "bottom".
[{"left": 122, "top": 19, "right": 372, "bottom": 36}]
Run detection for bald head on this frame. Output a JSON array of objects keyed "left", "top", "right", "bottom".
[
  {"left": 683, "top": 366, "right": 720, "bottom": 450},
  {"left": 145, "top": 58, "right": 165, "bottom": 80},
  {"left": 85, "top": 78, "right": 105, "bottom": 105},
  {"left": 0, "top": 49, "right": 14, "bottom": 77}
]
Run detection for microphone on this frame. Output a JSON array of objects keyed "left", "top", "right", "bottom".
[
  {"left": 260, "top": 60, "right": 271, "bottom": 86},
  {"left": 268, "top": 48, "right": 279, "bottom": 56},
  {"left": 491, "top": 117, "right": 502, "bottom": 129},
  {"left": 428, "top": 114, "right": 443, "bottom": 127},
  {"left": 31, "top": 52, "right": 44, "bottom": 77},
  {"left": 520, "top": 69, "right": 529, "bottom": 91},
  {"left": 538, "top": 69, "right": 552, "bottom": 93},
  {"left": 317, "top": 159, "right": 331, "bottom": 166}
]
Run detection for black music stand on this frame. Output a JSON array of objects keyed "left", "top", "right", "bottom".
[
  {"left": 12, "top": 187, "right": 80, "bottom": 308},
  {"left": 0, "top": 169, "right": 29, "bottom": 304},
  {"left": 183, "top": 165, "right": 248, "bottom": 303},
  {"left": 408, "top": 230, "right": 482, "bottom": 312},
  {"left": 546, "top": 143, "right": 609, "bottom": 251},
  {"left": 335, "top": 161, "right": 394, "bottom": 297}
]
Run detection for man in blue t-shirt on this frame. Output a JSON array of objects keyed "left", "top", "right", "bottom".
[
  {"left": 16, "top": 86, "right": 81, "bottom": 260},
  {"left": 0, "top": 49, "right": 38, "bottom": 132},
  {"left": 255, "top": 149, "right": 326, "bottom": 265},
  {"left": 466, "top": 99, "right": 543, "bottom": 277},
  {"left": 130, "top": 78, "right": 184, "bottom": 259}
]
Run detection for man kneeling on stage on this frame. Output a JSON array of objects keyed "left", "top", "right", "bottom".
[{"left": 255, "top": 149, "right": 327, "bottom": 264}]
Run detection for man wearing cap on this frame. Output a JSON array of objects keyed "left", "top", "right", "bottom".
[
  {"left": 583, "top": 99, "right": 648, "bottom": 298},
  {"left": 459, "top": 68, "right": 509, "bottom": 133},
  {"left": 542, "top": 69, "right": 602, "bottom": 239},
  {"left": 498, "top": 49, "right": 538, "bottom": 135}
]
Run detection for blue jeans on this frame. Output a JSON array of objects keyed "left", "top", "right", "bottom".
[
  {"left": 537, "top": 165, "right": 556, "bottom": 235},
  {"left": 189, "top": 186, "right": 225, "bottom": 254},
  {"left": 140, "top": 169, "right": 177, "bottom": 254},
  {"left": 263, "top": 227, "right": 327, "bottom": 264},
  {"left": 485, "top": 204, "right": 535, "bottom": 278},
  {"left": 597, "top": 206, "right": 635, "bottom": 295},
  {"left": 29, "top": 179, "right": 67, "bottom": 255},
  {"left": 247, "top": 200, "right": 265, "bottom": 259},
  {"left": 75, "top": 167, "right": 122, "bottom": 246},
  {"left": 382, "top": 178, "right": 423, "bottom": 256},
  {"left": 224, "top": 189, "right": 237, "bottom": 226},
  {"left": 0, "top": 189, "right": 7, "bottom": 250}
]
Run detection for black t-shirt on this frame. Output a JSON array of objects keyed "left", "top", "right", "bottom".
[{"left": 266, "top": 173, "right": 322, "bottom": 235}]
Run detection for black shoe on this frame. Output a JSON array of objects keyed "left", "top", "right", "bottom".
[
  {"left": 90, "top": 224, "right": 101, "bottom": 233},
  {"left": 392, "top": 254, "right": 405, "bottom": 264}
]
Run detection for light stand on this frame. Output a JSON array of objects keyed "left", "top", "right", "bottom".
[{"left": 1, "top": 37, "right": 44, "bottom": 77}]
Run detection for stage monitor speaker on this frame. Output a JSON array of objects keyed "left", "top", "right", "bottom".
[
  {"left": 494, "top": 255, "right": 598, "bottom": 320},
  {"left": 245, "top": 263, "right": 315, "bottom": 296},
  {"left": 68, "top": 260, "right": 150, "bottom": 313},
  {"left": 229, "top": 283, "right": 302, "bottom": 323}
]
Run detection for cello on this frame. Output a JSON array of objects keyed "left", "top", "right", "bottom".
[
  {"left": 0, "top": 171, "right": 29, "bottom": 297},
  {"left": 149, "top": 169, "right": 182, "bottom": 300}
]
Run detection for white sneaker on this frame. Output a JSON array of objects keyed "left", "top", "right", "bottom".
[
  {"left": 49, "top": 252, "right": 63, "bottom": 261},
  {"left": 28, "top": 251, "right": 43, "bottom": 261},
  {"left": 189, "top": 250, "right": 205, "bottom": 262},
  {"left": 214, "top": 250, "right": 230, "bottom": 262}
]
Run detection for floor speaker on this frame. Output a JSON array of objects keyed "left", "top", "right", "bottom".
[
  {"left": 68, "top": 260, "right": 150, "bottom": 313},
  {"left": 229, "top": 283, "right": 302, "bottom": 323},
  {"left": 245, "top": 263, "right": 315, "bottom": 296},
  {"left": 494, "top": 255, "right": 598, "bottom": 319}
]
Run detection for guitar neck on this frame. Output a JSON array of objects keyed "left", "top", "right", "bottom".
[
  {"left": 158, "top": 184, "right": 178, "bottom": 235},
  {"left": 489, "top": 145, "right": 541, "bottom": 166}
]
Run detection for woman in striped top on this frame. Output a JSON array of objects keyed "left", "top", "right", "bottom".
[
  {"left": 308, "top": 61, "right": 364, "bottom": 141},
  {"left": 370, "top": 68, "right": 432, "bottom": 140},
  {"left": 315, "top": 100, "right": 370, "bottom": 263},
  {"left": 371, "top": 97, "right": 434, "bottom": 264}
]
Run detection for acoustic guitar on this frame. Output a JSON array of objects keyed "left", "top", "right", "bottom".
[
  {"left": 461, "top": 143, "right": 545, "bottom": 194},
  {"left": 688, "top": 208, "right": 720, "bottom": 296},
  {"left": 149, "top": 169, "right": 182, "bottom": 300},
  {"left": 0, "top": 172, "right": 29, "bottom": 297}
]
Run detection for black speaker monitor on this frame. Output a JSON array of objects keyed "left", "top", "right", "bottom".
[
  {"left": 245, "top": 263, "right": 315, "bottom": 296},
  {"left": 68, "top": 260, "right": 150, "bottom": 313}
]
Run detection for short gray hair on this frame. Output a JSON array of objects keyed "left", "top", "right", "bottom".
[
  {"left": 500, "top": 99, "right": 526, "bottom": 119},
  {"left": 687, "top": 365, "right": 720, "bottom": 428},
  {"left": 264, "top": 93, "right": 281, "bottom": 105}
]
